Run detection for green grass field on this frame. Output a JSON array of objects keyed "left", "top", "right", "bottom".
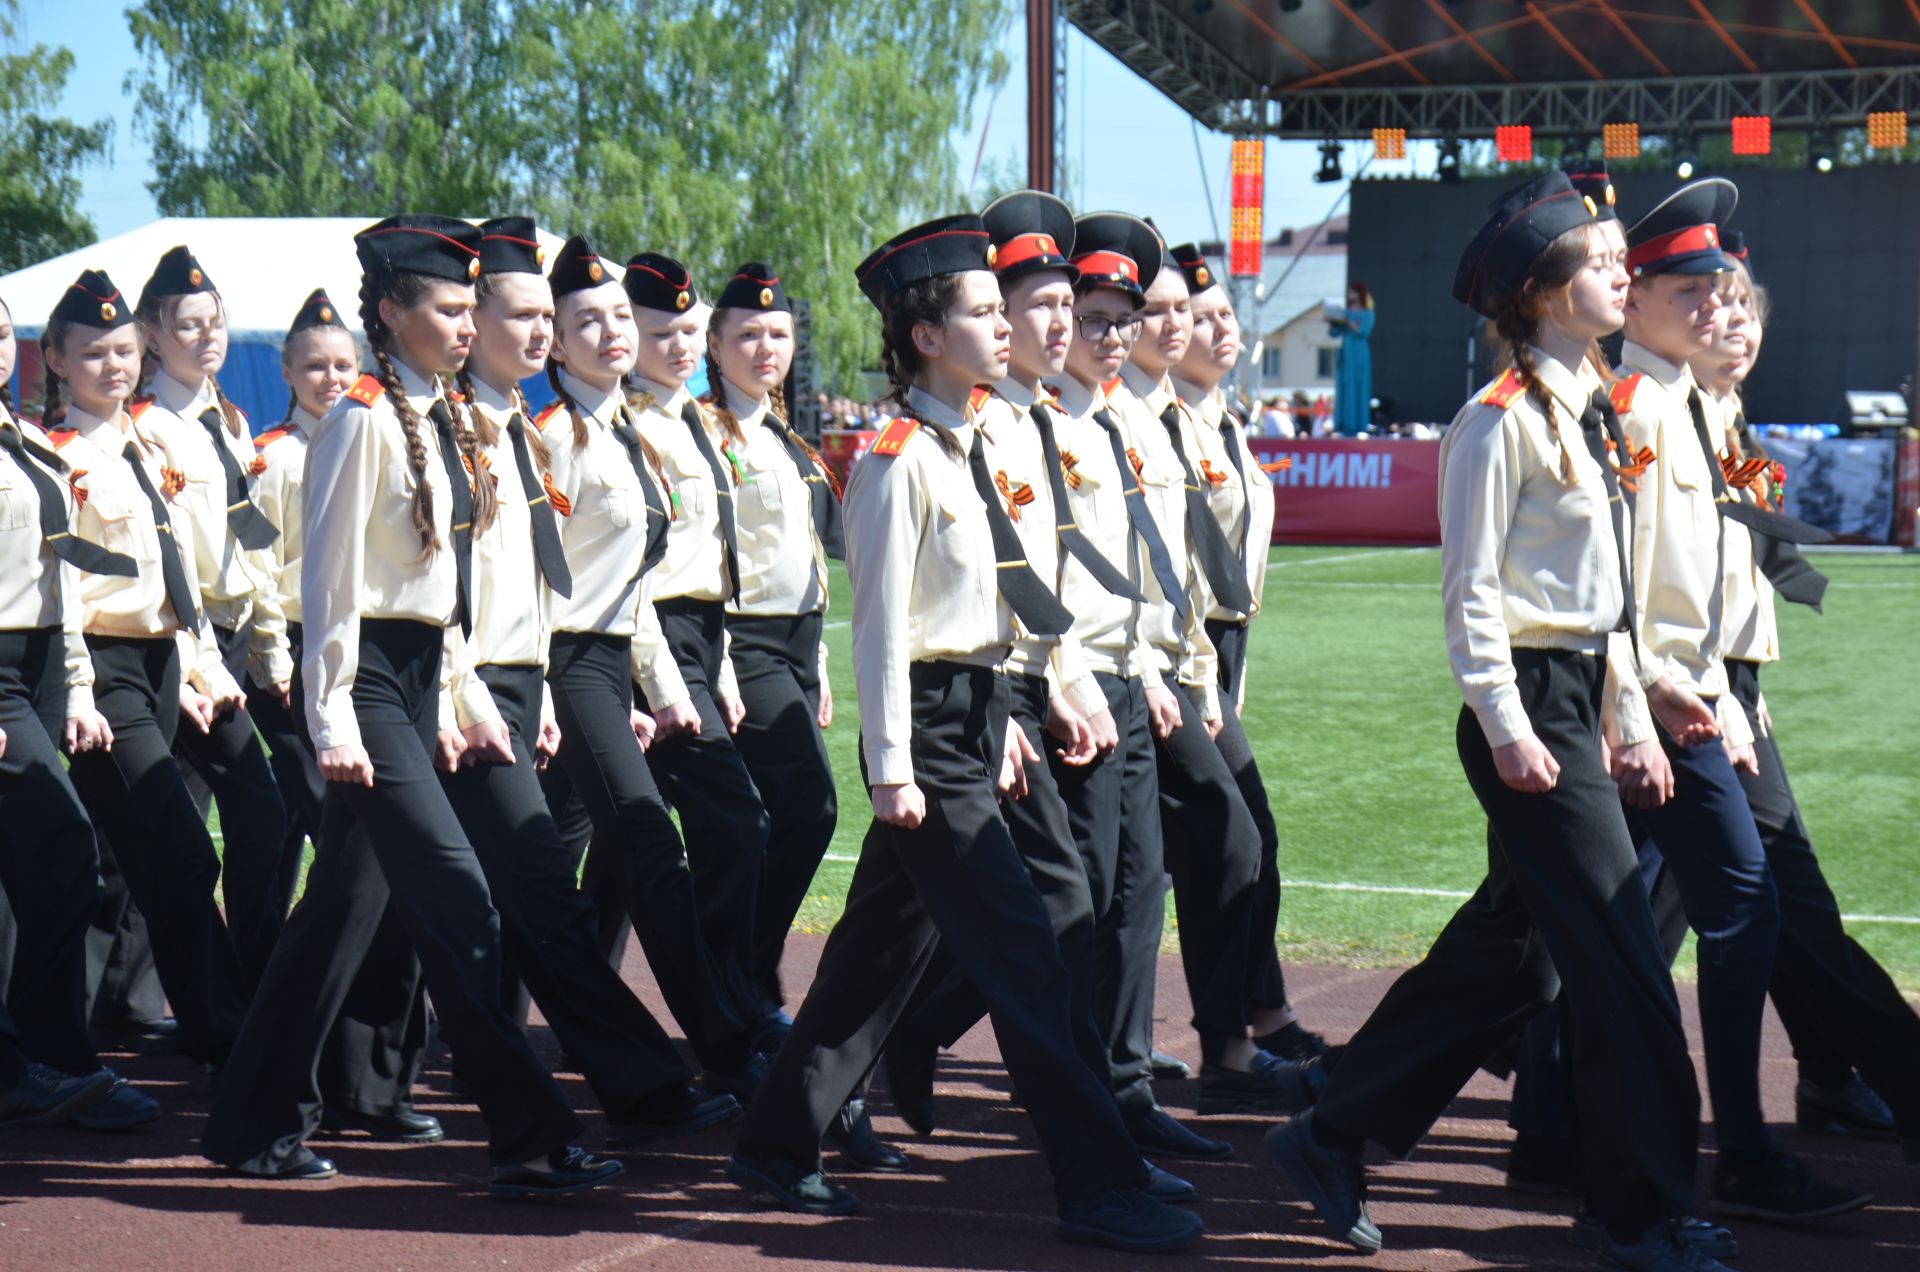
[{"left": 793, "top": 545, "right": 1920, "bottom": 989}]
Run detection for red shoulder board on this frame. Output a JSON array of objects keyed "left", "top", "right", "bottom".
[
  {"left": 870, "top": 417, "right": 921, "bottom": 457},
  {"left": 533, "top": 401, "right": 564, "bottom": 431},
  {"left": 1608, "top": 374, "right": 1644, "bottom": 415},
  {"left": 344, "top": 374, "right": 384, "bottom": 407},
  {"left": 48, "top": 427, "right": 79, "bottom": 451},
  {"left": 966, "top": 385, "right": 993, "bottom": 417},
  {"left": 127, "top": 396, "right": 154, "bottom": 423},
  {"left": 1478, "top": 368, "right": 1527, "bottom": 409},
  {"left": 253, "top": 425, "right": 292, "bottom": 449}
]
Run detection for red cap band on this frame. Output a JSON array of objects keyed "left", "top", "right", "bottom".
[
  {"left": 1628, "top": 223, "right": 1722, "bottom": 273},
  {"left": 994, "top": 232, "right": 1063, "bottom": 272},
  {"left": 1070, "top": 249, "right": 1138, "bottom": 282}
]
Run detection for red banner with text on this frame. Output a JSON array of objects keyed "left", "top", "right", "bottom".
[{"left": 1250, "top": 438, "right": 1442, "bottom": 545}]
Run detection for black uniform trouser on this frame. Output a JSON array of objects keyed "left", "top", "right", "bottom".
[
  {"left": 446, "top": 662, "right": 690, "bottom": 1119},
  {"left": 1630, "top": 713, "right": 1780, "bottom": 1154},
  {"left": 82, "top": 838, "right": 168, "bottom": 1031},
  {"left": 736, "top": 661, "right": 1148, "bottom": 1205},
  {"left": 202, "top": 620, "right": 581, "bottom": 1172},
  {"left": 1158, "top": 685, "right": 1263, "bottom": 1047},
  {"left": 1315, "top": 650, "right": 1698, "bottom": 1241},
  {"left": 1049, "top": 671, "right": 1163, "bottom": 1117},
  {"left": 896, "top": 671, "right": 1107, "bottom": 1083},
  {"left": 1207, "top": 615, "right": 1288, "bottom": 1011},
  {"left": 544, "top": 630, "right": 752, "bottom": 1071},
  {"left": 67, "top": 636, "right": 247, "bottom": 1063},
  {"left": 0, "top": 627, "right": 102, "bottom": 1074},
  {"left": 1727, "top": 658, "right": 1920, "bottom": 1133},
  {"left": 624, "top": 599, "right": 769, "bottom": 1020},
  {"left": 174, "top": 621, "right": 291, "bottom": 982},
  {"left": 245, "top": 620, "right": 326, "bottom": 920},
  {"left": 726, "top": 611, "right": 837, "bottom": 1014}
]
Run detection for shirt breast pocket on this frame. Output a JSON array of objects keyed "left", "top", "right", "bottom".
[
  {"left": 602, "top": 484, "right": 636, "bottom": 529},
  {"left": 741, "top": 457, "right": 788, "bottom": 513},
  {"left": 0, "top": 472, "right": 35, "bottom": 531},
  {"left": 87, "top": 487, "right": 156, "bottom": 558}
]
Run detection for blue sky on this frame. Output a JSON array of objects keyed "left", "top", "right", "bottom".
[{"left": 22, "top": 3, "right": 1440, "bottom": 250}]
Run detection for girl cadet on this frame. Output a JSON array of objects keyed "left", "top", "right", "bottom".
[
  {"left": 441, "top": 219, "right": 738, "bottom": 1149},
  {"left": 44, "top": 269, "right": 251, "bottom": 1073},
  {"left": 1691, "top": 258, "right": 1920, "bottom": 1163},
  {"left": 1166, "top": 241, "right": 1327, "bottom": 1068},
  {"left": 244, "top": 289, "right": 354, "bottom": 919},
  {"left": 133, "top": 247, "right": 293, "bottom": 977},
  {"left": 704, "top": 262, "right": 841, "bottom": 1043},
  {"left": 727, "top": 213, "right": 1202, "bottom": 1256},
  {"left": 0, "top": 297, "right": 161, "bottom": 1129},
  {"left": 534, "top": 236, "right": 764, "bottom": 1099},
  {"left": 203, "top": 216, "right": 619, "bottom": 1200},
  {"left": 1267, "top": 170, "right": 1719, "bottom": 1272},
  {"left": 617, "top": 250, "right": 770, "bottom": 1024}
]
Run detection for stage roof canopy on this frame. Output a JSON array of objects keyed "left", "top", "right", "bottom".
[{"left": 1068, "top": 0, "right": 1920, "bottom": 139}]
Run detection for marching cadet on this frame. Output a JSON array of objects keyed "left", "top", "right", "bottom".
[
  {"left": 1613, "top": 181, "right": 1866, "bottom": 1222},
  {"left": 1268, "top": 169, "right": 1720, "bottom": 1272},
  {"left": 133, "top": 247, "right": 293, "bottom": 976},
  {"left": 0, "top": 295, "right": 160, "bottom": 1128},
  {"left": 877, "top": 191, "right": 1197, "bottom": 1202},
  {"left": 728, "top": 213, "right": 1202, "bottom": 1255},
  {"left": 703, "top": 262, "right": 840, "bottom": 1046},
  {"left": 440, "top": 218, "right": 738, "bottom": 1148},
  {"left": 44, "top": 269, "right": 251, "bottom": 1074},
  {"left": 618, "top": 250, "right": 771, "bottom": 1024},
  {"left": 1113, "top": 225, "right": 1280, "bottom": 1119},
  {"left": 1689, "top": 254, "right": 1919, "bottom": 1163},
  {"left": 534, "top": 236, "right": 764, "bottom": 1098},
  {"left": 204, "top": 215, "right": 620, "bottom": 1200},
  {"left": 1166, "top": 241, "right": 1326, "bottom": 1065}
]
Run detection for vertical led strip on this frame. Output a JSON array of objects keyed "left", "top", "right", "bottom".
[{"left": 1229, "top": 138, "right": 1264, "bottom": 277}]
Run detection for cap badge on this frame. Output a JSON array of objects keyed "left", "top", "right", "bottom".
[
  {"left": 99, "top": 301, "right": 116, "bottom": 322},
  {"left": 759, "top": 287, "right": 773, "bottom": 307},
  {"left": 535, "top": 246, "right": 546, "bottom": 266},
  {"left": 985, "top": 243, "right": 998, "bottom": 267},
  {"left": 675, "top": 290, "right": 691, "bottom": 310},
  {"left": 467, "top": 257, "right": 481, "bottom": 279},
  {"left": 1704, "top": 226, "right": 1718, "bottom": 246},
  {"left": 587, "top": 261, "right": 604, "bottom": 283},
  {"left": 1118, "top": 261, "right": 1130, "bottom": 278},
  {"left": 1040, "top": 236, "right": 1054, "bottom": 254},
  {"left": 318, "top": 305, "right": 333, "bottom": 322},
  {"left": 188, "top": 268, "right": 203, "bottom": 287},
  {"left": 1583, "top": 195, "right": 1598, "bottom": 217},
  {"left": 1195, "top": 266, "right": 1210, "bottom": 286},
  {"left": 1605, "top": 184, "right": 1616, "bottom": 206}
]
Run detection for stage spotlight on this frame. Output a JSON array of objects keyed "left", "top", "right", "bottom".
[
  {"left": 1278, "top": 0, "right": 1303, "bottom": 12},
  {"left": 1315, "top": 139, "right": 1344, "bottom": 184},
  {"left": 1437, "top": 136, "right": 1463, "bottom": 182},
  {"left": 1809, "top": 130, "right": 1836, "bottom": 173},
  {"left": 1673, "top": 135, "right": 1698, "bottom": 179}
]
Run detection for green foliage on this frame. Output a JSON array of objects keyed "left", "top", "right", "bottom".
[
  {"left": 0, "top": 2, "right": 110, "bottom": 273},
  {"left": 126, "top": 0, "right": 1014, "bottom": 391}
]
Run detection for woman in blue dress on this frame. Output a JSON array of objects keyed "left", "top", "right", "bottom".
[{"left": 1330, "top": 281, "right": 1374, "bottom": 435}]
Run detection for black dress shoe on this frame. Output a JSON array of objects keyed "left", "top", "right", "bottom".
[
  {"left": 726, "top": 1151, "right": 859, "bottom": 1215},
  {"left": 231, "top": 1146, "right": 339, "bottom": 1181},
  {"left": 1505, "top": 1130, "right": 1574, "bottom": 1196},
  {"left": 703, "top": 1051, "right": 770, "bottom": 1103},
  {"left": 1795, "top": 1074, "right": 1897, "bottom": 1141},
  {"left": 608, "top": 1086, "right": 740, "bottom": 1151},
  {"left": 68, "top": 1073, "right": 162, "bottom": 1130},
  {"left": 1571, "top": 1210, "right": 1736, "bottom": 1260},
  {"left": 489, "top": 1145, "right": 623, "bottom": 1200},
  {"left": 750, "top": 1009, "right": 793, "bottom": 1055},
  {"left": 1266, "top": 1112, "right": 1381, "bottom": 1253},
  {"left": 1196, "top": 1051, "right": 1322, "bottom": 1115},
  {"left": 882, "top": 1030, "right": 939, "bottom": 1136},
  {"left": 1148, "top": 1049, "right": 1191, "bottom": 1080},
  {"left": 1126, "top": 1106, "right": 1232, "bottom": 1161},
  {"left": 0, "top": 1064, "right": 115, "bottom": 1129},
  {"left": 320, "top": 1107, "right": 445, "bottom": 1143},
  {"left": 827, "top": 1097, "right": 910, "bottom": 1172},
  {"left": 1600, "top": 1218, "right": 1733, "bottom": 1271},
  {"left": 1056, "top": 1187, "right": 1204, "bottom": 1252},
  {"left": 1710, "top": 1149, "right": 1871, "bottom": 1223},
  {"left": 1142, "top": 1160, "right": 1198, "bottom": 1203},
  {"left": 1251, "top": 1020, "right": 1330, "bottom": 1063},
  {"left": 96, "top": 1016, "right": 182, "bottom": 1054}
]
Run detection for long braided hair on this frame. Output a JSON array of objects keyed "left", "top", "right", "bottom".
[
  {"left": 359, "top": 270, "right": 497, "bottom": 554},
  {"left": 460, "top": 273, "right": 552, "bottom": 470},
  {"left": 38, "top": 321, "right": 73, "bottom": 426},
  {"left": 704, "top": 306, "right": 831, "bottom": 482},
  {"left": 1485, "top": 222, "right": 1610, "bottom": 481},
  {"left": 876, "top": 275, "right": 966, "bottom": 459},
  {"left": 135, "top": 291, "right": 249, "bottom": 438}
]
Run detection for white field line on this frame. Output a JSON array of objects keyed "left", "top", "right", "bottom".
[
  {"left": 1266, "top": 545, "right": 1437, "bottom": 569},
  {"left": 817, "top": 857, "right": 1920, "bottom": 924}
]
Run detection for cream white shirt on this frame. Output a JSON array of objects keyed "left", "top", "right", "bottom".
[
  {"left": 58, "top": 401, "right": 235, "bottom": 701},
  {"left": 1049, "top": 374, "right": 1153, "bottom": 716},
  {"left": 301, "top": 360, "right": 463, "bottom": 751},
  {"left": 845, "top": 385, "right": 1012, "bottom": 787},
  {"left": 1176, "top": 380, "right": 1278, "bottom": 627},
  {"left": 630, "top": 374, "right": 732, "bottom": 605},
  {"left": 1711, "top": 390, "right": 1778, "bottom": 668},
  {"left": 536, "top": 371, "right": 687, "bottom": 711},
  {"left": 1115, "top": 363, "right": 1221, "bottom": 722},
  {"left": 1439, "top": 350, "right": 1651, "bottom": 749},
  {"left": 245, "top": 410, "right": 312, "bottom": 687},
  {"left": 719, "top": 379, "right": 828, "bottom": 619},
  {"left": 0, "top": 413, "right": 95, "bottom": 717},
  {"left": 1615, "top": 341, "right": 1751, "bottom": 746}
]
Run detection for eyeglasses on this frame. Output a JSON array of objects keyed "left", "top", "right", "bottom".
[{"left": 1076, "top": 313, "right": 1143, "bottom": 342}]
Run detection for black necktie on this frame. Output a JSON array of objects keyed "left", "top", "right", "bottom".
[
  {"left": 1727, "top": 411, "right": 1829, "bottom": 611},
  {"left": 426, "top": 399, "right": 474, "bottom": 637},
  {"left": 0, "top": 425, "right": 135, "bottom": 577},
  {"left": 195, "top": 406, "right": 278, "bottom": 550},
  {"left": 1218, "top": 409, "right": 1252, "bottom": 551},
  {"left": 611, "top": 411, "right": 670, "bottom": 578},
  {"left": 1159, "top": 403, "right": 1255, "bottom": 613},
  {"left": 764, "top": 417, "right": 846, "bottom": 561},
  {"left": 680, "top": 400, "right": 740, "bottom": 596},
  {"left": 966, "top": 429, "right": 1072, "bottom": 636},
  {"left": 1582, "top": 392, "right": 1641, "bottom": 654},
  {"left": 121, "top": 441, "right": 200, "bottom": 628},
  {"left": 1027, "top": 402, "right": 1143, "bottom": 602},
  {"left": 1093, "top": 408, "right": 1190, "bottom": 623},
  {"left": 504, "top": 411, "right": 573, "bottom": 599},
  {"left": 1685, "top": 389, "right": 1730, "bottom": 621}
]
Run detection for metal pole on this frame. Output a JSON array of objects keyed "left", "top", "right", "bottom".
[{"left": 1026, "top": 0, "right": 1056, "bottom": 193}]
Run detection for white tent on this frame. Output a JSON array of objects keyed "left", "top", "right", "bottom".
[{"left": 0, "top": 216, "right": 574, "bottom": 338}]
